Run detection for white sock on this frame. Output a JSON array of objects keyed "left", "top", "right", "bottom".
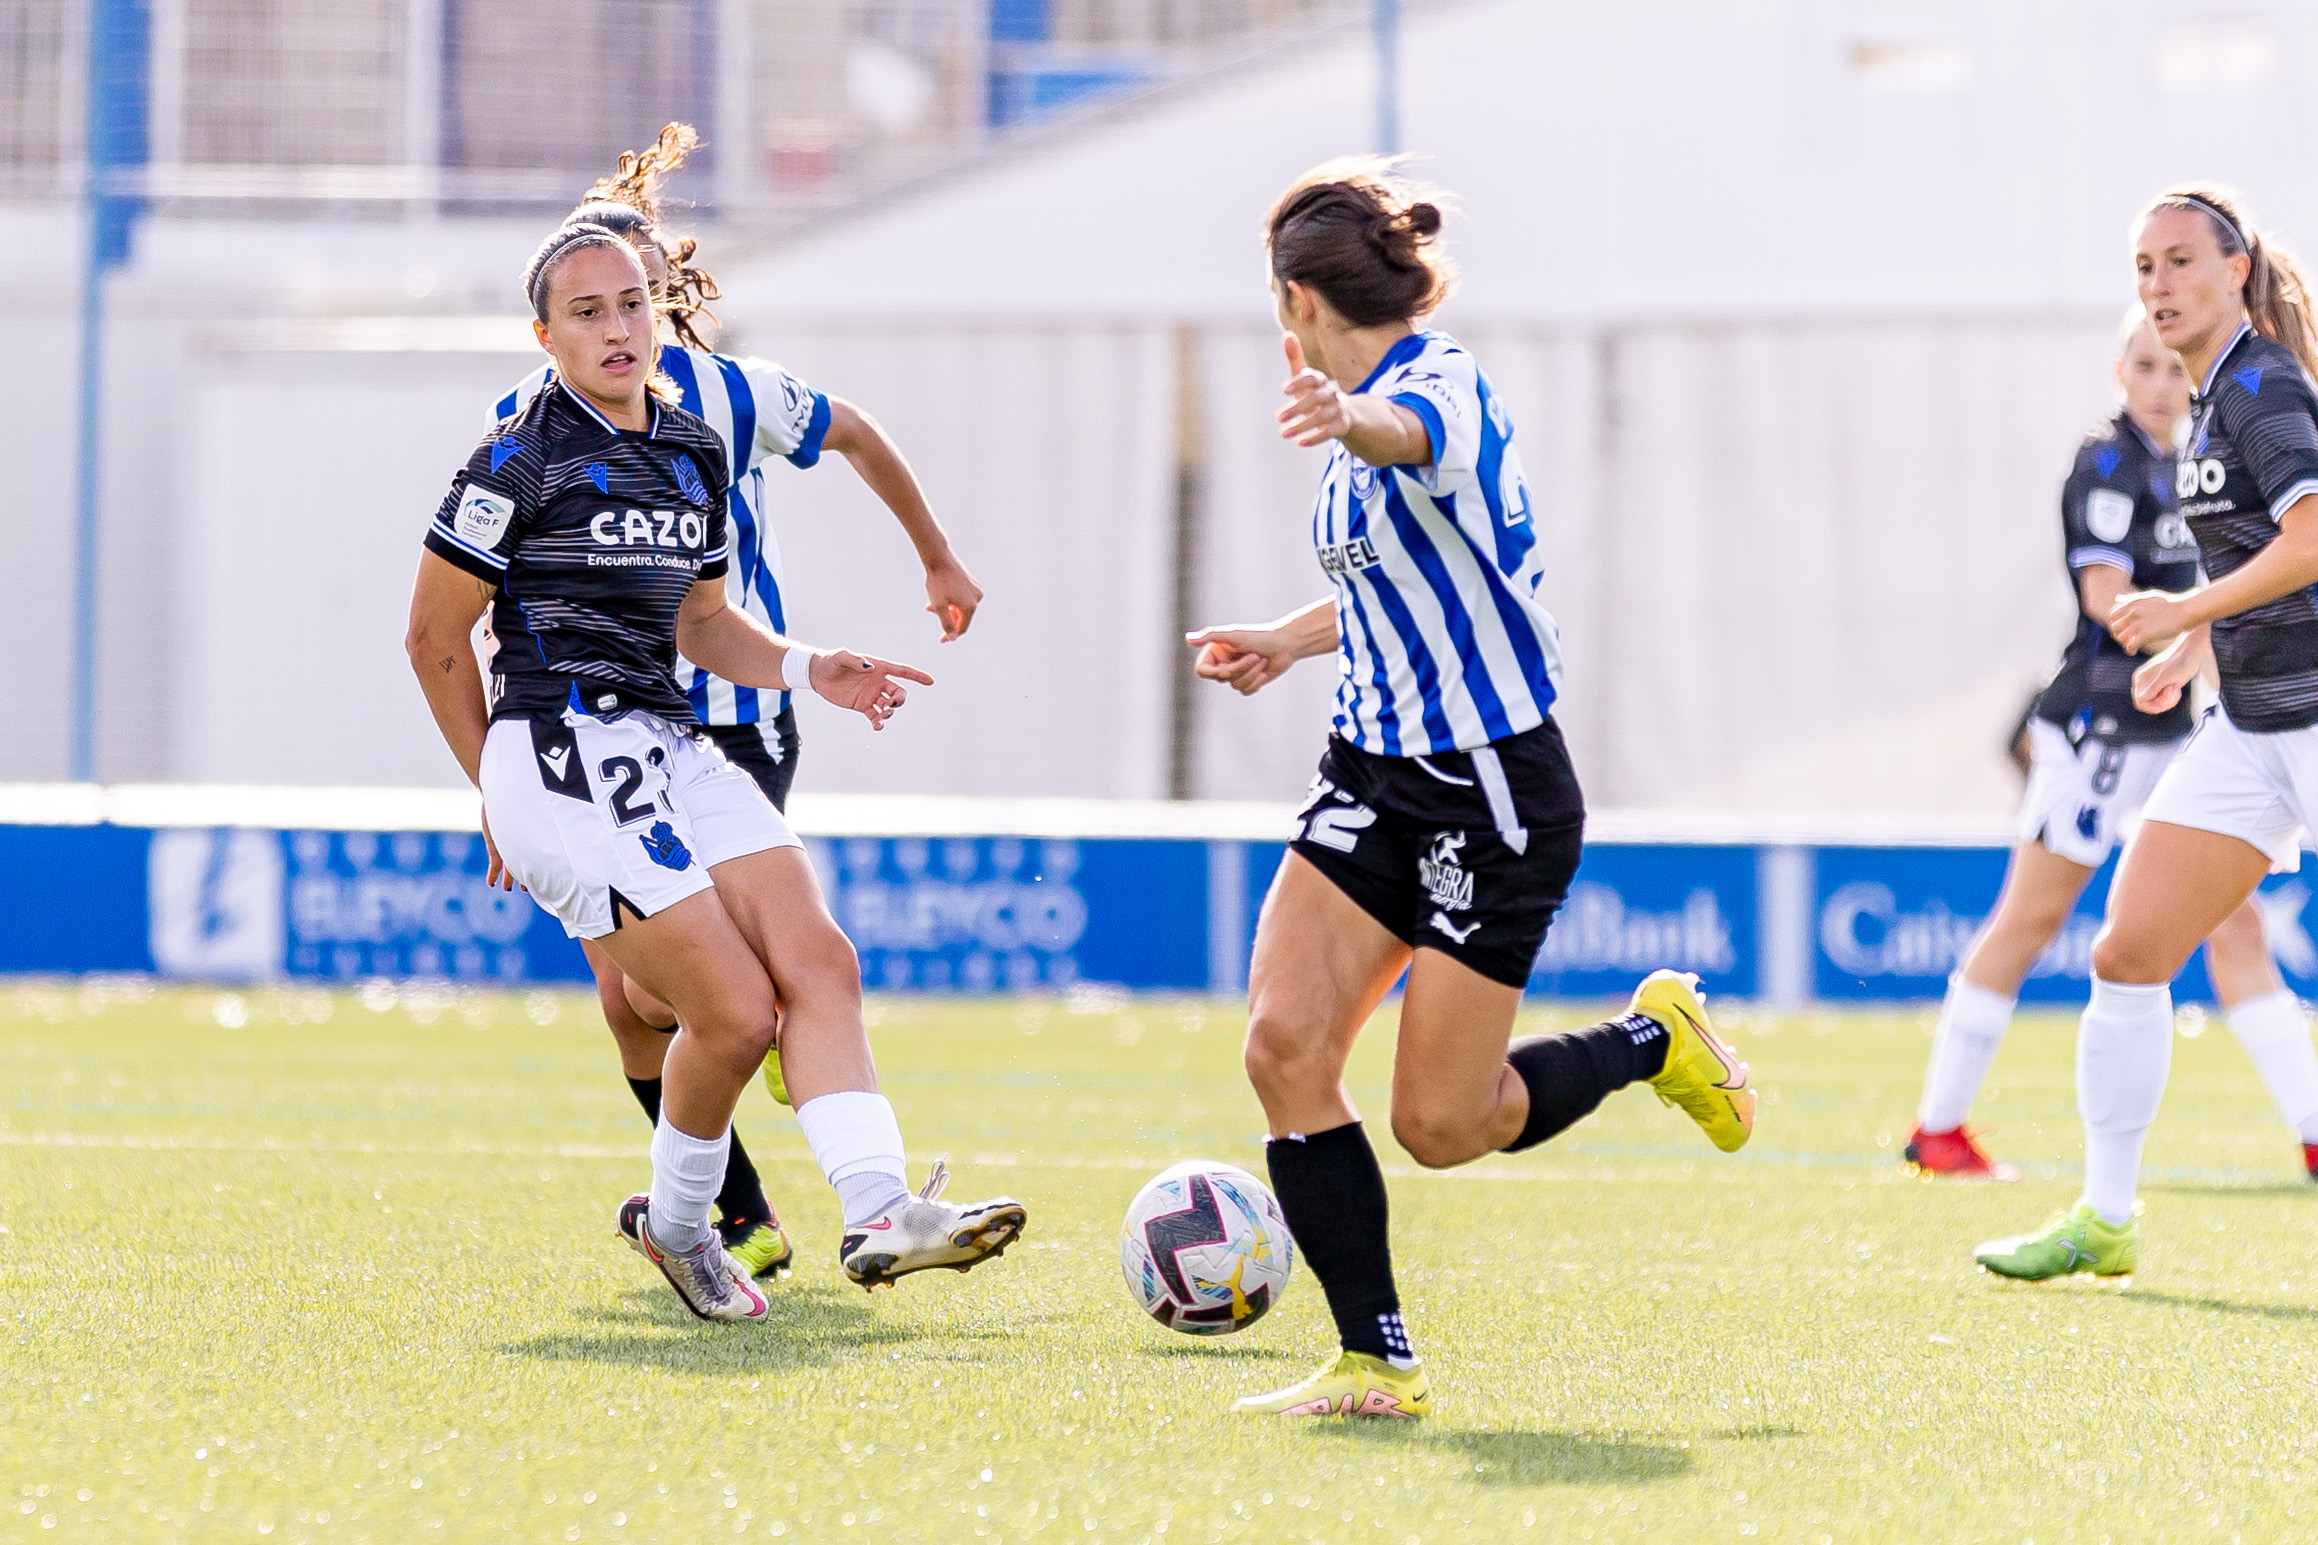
[
  {"left": 2226, "top": 991, "right": 2318, "bottom": 1143},
  {"left": 796, "top": 1091, "right": 911, "bottom": 1226},
  {"left": 1917, "top": 977, "right": 2017, "bottom": 1132},
  {"left": 648, "top": 1117, "right": 730, "bottom": 1252},
  {"left": 2077, "top": 976, "right": 2174, "bottom": 1226}
]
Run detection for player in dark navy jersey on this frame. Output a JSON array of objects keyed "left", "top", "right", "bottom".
[
  {"left": 1980, "top": 186, "right": 2318, "bottom": 1282},
  {"left": 495, "top": 127, "right": 990, "bottom": 1284},
  {"left": 406, "top": 226, "right": 1026, "bottom": 1321},
  {"left": 1184, "top": 161, "right": 1755, "bottom": 1420},
  {"left": 1908, "top": 312, "right": 2309, "bottom": 1184}
]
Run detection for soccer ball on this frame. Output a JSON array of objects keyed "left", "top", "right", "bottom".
[{"left": 1119, "top": 1160, "right": 1294, "bottom": 1335}]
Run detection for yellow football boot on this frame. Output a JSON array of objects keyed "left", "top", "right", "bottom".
[
  {"left": 1632, "top": 969, "right": 1755, "bottom": 1153},
  {"left": 1231, "top": 1351, "right": 1431, "bottom": 1418},
  {"left": 761, "top": 1044, "right": 790, "bottom": 1108}
]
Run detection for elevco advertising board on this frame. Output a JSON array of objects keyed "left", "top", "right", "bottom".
[{"left": 1, "top": 821, "right": 2313, "bottom": 1004}]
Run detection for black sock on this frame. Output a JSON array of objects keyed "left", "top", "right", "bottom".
[
  {"left": 625, "top": 1074, "right": 663, "bottom": 1124},
  {"left": 1503, "top": 1012, "right": 1670, "bottom": 1152},
  {"left": 715, "top": 1129, "right": 776, "bottom": 1229},
  {"left": 625, "top": 1074, "right": 776, "bottom": 1230},
  {"left": 1265, "top": 1123, "right": 1413, "bottom": 1364}
]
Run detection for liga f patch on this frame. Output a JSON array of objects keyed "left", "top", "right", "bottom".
[{"left": 455, "top": 484, "right": 515, "bottom": 547}]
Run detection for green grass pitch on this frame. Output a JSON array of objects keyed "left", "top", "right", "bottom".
[{"left": 7, "top": 982, "right": 2318, "bottom": 1542}]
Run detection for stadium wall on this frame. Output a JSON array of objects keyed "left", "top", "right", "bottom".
[
  {"left": 4, "top": 791, "right": 2312, "bottom": 1005},
  {"left": 20, "top": 306, "right": 2118, "bottom": 814}
]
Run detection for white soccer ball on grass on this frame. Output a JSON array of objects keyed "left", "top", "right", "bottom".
[{"left": 1119, "top": 1160, "right": 1294, "bottom": 1335}]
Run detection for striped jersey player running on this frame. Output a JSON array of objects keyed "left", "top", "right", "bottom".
[
  {"left": 1185, "top": 159, "right": 1755, "bottom": 1419},
  {"left": 492, "top": 127, "right": 983, "bottom": 1282},
  {"left": 1979, "top": 186, "right": 2318, "bottom": 1281},
  {"left": 1908, "top": 308, "right": 2318, "bottom": 1184}
]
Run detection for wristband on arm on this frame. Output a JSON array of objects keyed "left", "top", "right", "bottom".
[{"left": 782, "top": 646, "right": 820, "bottom": 694}]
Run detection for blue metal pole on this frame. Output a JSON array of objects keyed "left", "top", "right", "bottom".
[
  {"left": 1374, "top": 0, "right": 1400, "bottom": 155},
  {"left": 70, "top": 8, "right": 110, "bottom": 785}
]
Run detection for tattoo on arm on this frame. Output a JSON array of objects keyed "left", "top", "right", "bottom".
[{"left": 439, "top": 657, "right": 457, "bottom": 674}]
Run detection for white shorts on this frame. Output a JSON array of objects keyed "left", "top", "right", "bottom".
[
  {"left": 480, "top": 709, "right": 800, "bottom": 940},
  {"left": 2138, "top": 708, "right": 2315, "bottom": 873},
  {"left": 2016, "top": 719, "right": 2180, "bottom": 867}
]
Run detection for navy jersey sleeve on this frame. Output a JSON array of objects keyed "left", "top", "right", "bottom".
[
  {"left": 2059, "top": 439, "right": 2137, "bottom": 574},
  {"left": 424, "top": 427, "right": 539, "bottom": 583},
  {"left": 2217, "top": 368, "right": 2318, "bottom": 521}
]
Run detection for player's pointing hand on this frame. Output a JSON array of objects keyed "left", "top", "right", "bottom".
[
  {"left": 1278, "top": 333, "right": 1353, "bottom": 448},
  {"left": 809, "top": 649, "right": 935, "bottom": 731}
]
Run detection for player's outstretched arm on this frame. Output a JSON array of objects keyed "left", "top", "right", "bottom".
[
  {"left": 675, "top": 575, "right": 932, "bottom": 732},
  {"left": 1185, "top": 596, "right": 1339, "bottom": 697},
  {"left": 1277, "top": 334, "right": 1431, "bottom": 467},
  {"left": 822, "top": 397, "right": 985, "bottom": 642}
]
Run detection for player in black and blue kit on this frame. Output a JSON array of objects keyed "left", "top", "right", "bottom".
[
  {"left": 1186, "top": 160, "right": 1755, "bottom": 1419},
  {"left": 493, "top": 126, "right": 988, "bottom": 1284},
  {"left": 1909, "top": 311, "right": 2317, "bottom": 1183},
  {"left": 1981, "top": 186, "right": 2318, "bottom": 1281},
  {"left": 406, "top": 225, "right": 1025, "bottom": 1321}
]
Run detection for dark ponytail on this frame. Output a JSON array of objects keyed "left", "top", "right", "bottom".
[
  {"left": 2146, "top": 183, "right": 2318, "bottom": 381},
  {"left": 1266, "top": 157, "right": 1455, "bottom": 327},
  {"left": 576, "top": 122, "right": 723, "bottom": 352}
]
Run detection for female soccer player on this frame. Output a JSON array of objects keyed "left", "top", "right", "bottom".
[
  {"left": 407, "top": 225, "right": 1025, "bottom": 1320},
  {"left": 1184, "top": 160, "right": 1755, "bottom": 1418},
  {"left": 1977, "top": 186, "right": 2318, "bottom": 1281},
  {"left": 493, "top": 126, "right": 988, "bottom": 1281},
  {"left": 1910, "top": 310, "right": 2318, "bottom": 1182}
]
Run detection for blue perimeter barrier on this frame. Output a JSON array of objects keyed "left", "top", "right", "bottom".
[{"left": 5, "top": 794, "right": 2314, "bottom": 1002}]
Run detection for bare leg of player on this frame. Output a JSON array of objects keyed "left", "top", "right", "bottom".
[
  {"left": 703, "top": 847, "right": 1025, "bottom": 1290},
  {"left": 1909, "top": 842, "right": 2093, "bottom": 1179},
  {"left": 591, "top": 889, "right": 785, "bottom": 1321},
  {"left": 581, "top": 941, "right": 791, "bottom": 1277},
  {"left": 2206, "top": 898, "right": 2318, "bottom": 1172},
  {"left": 1978, "top": 821, "right": 2269, "bottom": 1280}
]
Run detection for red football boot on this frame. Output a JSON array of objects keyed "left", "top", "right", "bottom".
[
  {"left": 2303, "top": 1143, "right": 2318, "bottom": 1182},
  {"left": 1903, "top": 1124, "right": 2020, "bottom": 1182}
]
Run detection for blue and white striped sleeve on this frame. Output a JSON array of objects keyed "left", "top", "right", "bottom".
[
  {"left": 737, "top": 356, "right": 832, "bottom": 470},
  {"left": 1384, "top": 343, "right": 1480, "bottom": 495}
]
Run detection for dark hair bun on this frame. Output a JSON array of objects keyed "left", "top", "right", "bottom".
[{"left": 1406, "top": 202, "right": 1442, "bottom": 237}]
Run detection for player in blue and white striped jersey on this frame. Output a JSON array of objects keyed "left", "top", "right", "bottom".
[
  {"left": 495, "top": 127, "right": 985, "bottom": 1282},
  {"left": 1186, "top": 161, "right": 1755, "bottom": 1421}
]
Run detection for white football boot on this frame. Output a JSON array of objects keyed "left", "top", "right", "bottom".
[
  {"left": 618, "top": 1194, "right": 770, "bottom": 1322},
  {"left": 837, "top": 1160, "right": 1028, "bottom": 1290}
]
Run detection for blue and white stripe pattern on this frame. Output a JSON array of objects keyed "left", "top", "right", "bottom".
[
  {"left": 495, "top": 347, "right": 830, "bottom": 724},
  {"left": 1312, "top": 330, "right": 1562, "bottom": 757}
]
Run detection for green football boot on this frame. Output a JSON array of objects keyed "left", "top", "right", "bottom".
[{"left": 1975, "top": 1201, "right": 2137, "bottom": 1282}]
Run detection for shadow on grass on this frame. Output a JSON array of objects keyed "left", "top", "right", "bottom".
[
  {"left": 502, "top": 1284, "right": 1030, "bottom": 1373},
  {"left": 1317, "top": 1423, "right": 1696, "bottom": 1486},
  {"left": 2126, "top": 1289, "right": 2318, "bottom": 1323},
  {"left": 1132, "top": 1341, "right": 1302, "bottom": 1362},
  {"left": 2144, "top": 1181, "right": 2316, "bottom": 1199}
]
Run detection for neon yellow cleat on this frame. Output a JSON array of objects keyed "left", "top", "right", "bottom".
[
  {"left": 1230, "top": 1351, "right": 1431, "bottom": 1418},
  {"left": 761, "top": 1045, "right": 790, "bottom": 1108},
  {"left": 1975, "top": 1202, "right": 2137, "bottom": 1282},
  {"left": 1633, "top": 969, "right": 1755, "bottom": 1153},
  {"left": 723, "top": 1220, "right": 794, "bottom": 1280}
]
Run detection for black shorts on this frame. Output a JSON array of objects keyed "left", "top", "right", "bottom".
[
  {"left": 1289, "top": 719, "right": 1585, "bottom": 989},
  {"left": 702, "top": 708, "right": 801, "bottom": 812}
]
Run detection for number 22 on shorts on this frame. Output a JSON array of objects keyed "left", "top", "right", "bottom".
[{"left": 1298, "top": 778, "right": 1377, "bottom": 853}]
